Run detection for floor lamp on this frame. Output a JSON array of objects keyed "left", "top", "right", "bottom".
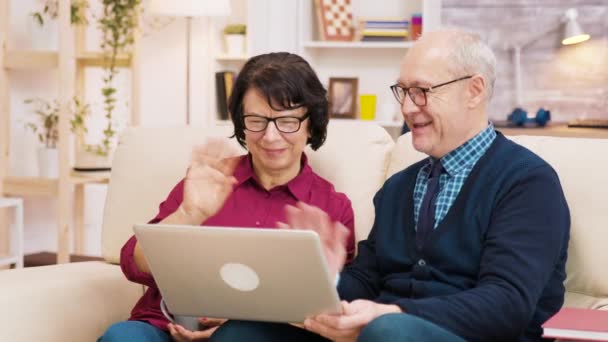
[
  {"left": 508, "top": 8, "right": 590, "bottom": 109},
  {"left": 148, "top": 0, "right": 231, "bottom": 124}
]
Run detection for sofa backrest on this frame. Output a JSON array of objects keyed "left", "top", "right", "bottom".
[
  {"left": 101, "top": 121, "right": 394, "bottom": 263},
  {"left": 387, "top": 133, "right": 608, "bottom": 309}
]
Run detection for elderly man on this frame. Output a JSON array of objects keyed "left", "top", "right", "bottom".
[{"left": 211, "top": 29, "right": 570, "bottom": 342}]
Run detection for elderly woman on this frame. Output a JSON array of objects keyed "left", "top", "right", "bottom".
[{"left": 99, "top": 52, "right": 355, "bottom": 342}]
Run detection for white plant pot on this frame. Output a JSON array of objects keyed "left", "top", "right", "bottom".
[
  {"left": 74, "top": 146, "right": 113, "bottom": 171},
  {"left": 225, "top": 34, "right": 246, "bottom": 56},
  {"left": 37, "top": 148, "right": 59, "bottom": 178}
]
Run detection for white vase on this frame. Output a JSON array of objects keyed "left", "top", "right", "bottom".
[
  {"left": 225, "top": 34, "right": 246, "bottom": 56},
  {"left": 74, "top": 145, "right": 113, "bottom": 171},
  {"left": 37, "top": 148, "right": 59, "bottom": 178}
]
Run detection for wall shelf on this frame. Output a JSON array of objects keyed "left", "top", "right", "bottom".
[
  {"left": 3, "top": 50, "right": 58, "bottom": 69},
  {"left": 76, "top": 51, "right": 132, "bottom": 68},
  {"left": 215, "top": 54, "right": 248, "bottom": 62},
  {"left": 3, "top": 50, "right": 132, "bottom": 70},
  {"left": 3, "top": 177, "right": 58, "bottom": 197},
  {"left": 2, "top": 174, "right": 109, "bottom": 197},
  {"left": 302, "top": 41, "right": 414, "bottom": 49}
]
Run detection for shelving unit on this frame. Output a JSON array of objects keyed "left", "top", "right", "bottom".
[
  {"left": 297, "top": 0, "right": 442, "bottom": 133},
  {"left": 206, "top": 0, "right": 252, "bottom": 125},
  {"left": 302, "top": 41, "right": 415, "bottom": 49},
  {"left": 0, "top": 0, "right": 140, "bottom": 263}
]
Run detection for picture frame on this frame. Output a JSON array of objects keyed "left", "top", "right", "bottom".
[
  {"left": 328, "top": 77, "right": 358, "bottom": 119},
  {"left": 314, "top": 0, "right": 354, "bottom": 41}
]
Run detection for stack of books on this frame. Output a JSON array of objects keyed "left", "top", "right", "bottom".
[{"left": 357, "top": 18, "right": 408, "bottom": 42}]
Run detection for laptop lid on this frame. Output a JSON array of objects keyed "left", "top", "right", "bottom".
[{"left": 133, "top": 223, "right": 341, "bottom": 323}]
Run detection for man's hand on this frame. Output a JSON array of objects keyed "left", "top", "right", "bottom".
[
  {"left": 168, "top": 318, "right": 226, "bottom": 341},
  {"left": 304, "top": 300, "right": 402, "bottom": 342},
  {"left": 178, "top": 139, "right": 242, "bottom": 224},
  {"left": 278, "top": 202, "right": 350, "bottom": 279}
]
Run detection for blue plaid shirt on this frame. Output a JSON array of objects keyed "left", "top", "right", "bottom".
[{"left": 414, "top": 124, "right": 497, "bottom": 229}]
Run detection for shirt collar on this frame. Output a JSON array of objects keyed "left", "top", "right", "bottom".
[
  {"left": 232, "top": 153, "right": 313, "bottom": 201},
  {"left": 423, "top": 122, "right": 496, "bottom": 176}
]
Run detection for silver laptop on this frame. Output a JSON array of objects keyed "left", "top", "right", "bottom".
[{"left": 133, "top": 223, "right": 341, "bottom": 323}]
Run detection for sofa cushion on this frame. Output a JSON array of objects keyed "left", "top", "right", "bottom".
[
  {"left": 507, "top": 135, "right": 608, "bottom": 307},
  {"left": 102, "top": 121, "right": 394, "bottom": 263},
  {"left": 102, "top": 123, "right": 240, "bottom": 263},
  {"left": 0, "top": 262, "right": 141, "bottom": 341},
  {"left": 305, "top": 120, "right": 394, "bottom": 243}
]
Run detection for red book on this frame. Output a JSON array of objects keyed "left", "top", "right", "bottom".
[{"left": 542, "top": 307, "right": 608, "bottom": 341}]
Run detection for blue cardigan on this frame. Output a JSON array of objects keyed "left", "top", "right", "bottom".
[{"left": 338, "top": 133, "right": 570, "bottom": 342}]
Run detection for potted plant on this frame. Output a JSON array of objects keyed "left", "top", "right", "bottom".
[
  {"left": 29, "top": 0, "right": 142, "bottom": 170},
  {"left": 69, "top": 98, "right": 116, "bottom": 171},
  {"left": 223, "top": 24, "right": 247, "bottom": 56},
  {"left": 24, "top": 98, "right": 60, "bottom": 178},
  {"left": 25, "top": 97, "right": 114, "bottom": 175},
  {"left": 96, "top": 0, "right": 141, "bottom": 168}
]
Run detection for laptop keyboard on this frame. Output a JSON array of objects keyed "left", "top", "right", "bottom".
[{"left": 567, "top": 119, "right": 608, "bottom": 129}]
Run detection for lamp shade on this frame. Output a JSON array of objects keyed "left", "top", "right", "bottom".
[
  {"left": 147, "top": 0, "right": 231, "bottom": 17},
  {"left": 561, "top": 8, "right": 590, "bottom": 45}
]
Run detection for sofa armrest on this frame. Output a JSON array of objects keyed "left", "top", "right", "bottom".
[{"left": 0, "top": 261, "right": 143, "bottom": 341}]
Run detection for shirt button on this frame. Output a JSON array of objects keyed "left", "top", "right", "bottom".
[
  {"left": 418, "top": 259, "right": 426, "bottom": 267},
  {"left": 255, "top": 221, "right": 260, "bottom": 226}
]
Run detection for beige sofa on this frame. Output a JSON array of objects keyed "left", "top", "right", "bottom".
[{"left": 0, "top": 121, "right": 606, "bottom": 341}]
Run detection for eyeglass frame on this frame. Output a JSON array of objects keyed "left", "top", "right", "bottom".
[
  {"left": 390, "top": 75, "right": 473, "bottom": 106},
  {"left": 242, "top": 113, "right": 310, "bottom": 133}
]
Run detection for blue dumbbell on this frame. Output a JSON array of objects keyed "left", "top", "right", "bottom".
[{"left": 507, "top": 107, "right": 551, "bottom": 127}]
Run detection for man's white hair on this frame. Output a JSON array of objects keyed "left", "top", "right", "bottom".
[{"left": 422, "top": 28, "right": 497, "bottom": 100}]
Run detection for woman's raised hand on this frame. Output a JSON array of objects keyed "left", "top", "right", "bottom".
[{"left": 179, "top": 138, "right": 243, "bottom": 224}]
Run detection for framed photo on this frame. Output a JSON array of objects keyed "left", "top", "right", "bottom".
[
  {"left": 328, "top": 77, "right": 358, "bottom": 119},
  {"left": 314, "top": 0, "right": 354, "bottom": 41}
]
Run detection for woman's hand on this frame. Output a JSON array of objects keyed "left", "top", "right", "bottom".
[
  {"left": 168, "top": 318, "right": 226, "bottom": 341},
  {"left": 179, "top": 139, "right": 242, "bottom": 224},
  {"left": 278, "top": 202, "right": 350, "bottom": 280}
]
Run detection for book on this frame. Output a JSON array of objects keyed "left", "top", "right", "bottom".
[
  {"left": 542, "top": 307, "right": 608, "bottom": 341},
  {"left": 215, "top": 71, "right": 235, "bottom": 120}
]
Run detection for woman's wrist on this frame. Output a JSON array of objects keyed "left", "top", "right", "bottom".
[{"left": 167, "top": 205, "right": 207, "bottom": 225}]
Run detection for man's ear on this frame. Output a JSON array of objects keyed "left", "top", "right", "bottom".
[{"left": 467, "top": 75, "right": 486, "bottom": 109}]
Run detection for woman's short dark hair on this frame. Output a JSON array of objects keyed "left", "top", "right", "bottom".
[{"left": 228, "top": 52, "right": 329, "bottom": 150}]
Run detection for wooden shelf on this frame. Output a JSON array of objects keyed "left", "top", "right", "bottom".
[
  {"left": 2, "top": 174, "right": 109, "bottom": 197},
  {"left": 2, "top": 176, "right": 58, "bottom": 197},
  {"left": 302, "top": 41, "right": 414, "bottom": 49},
  {"left": 215, "top": 54, "right": 248, "bottom": 62},
  {"left": 3, "top": 50, "right": 58, "bottom": 69},
  {"left": 3, "top": 50, "right": 132, "bottom": 70},
  {"left": 497, "top": 123, "right": 608, "bottom": 139},
  {"left": 77, "top": 51, "right": 131, "bottom": 68},
  {"left": 70, "top": 171, "right": 111, "bottom": 184}
]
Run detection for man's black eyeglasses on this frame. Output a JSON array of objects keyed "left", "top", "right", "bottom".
[
  {"left": 243, "top": 114, "right": 309, "bottom": 133},
  {"left": 390, "top": 76, "right": 473, "bottom": 106}
]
